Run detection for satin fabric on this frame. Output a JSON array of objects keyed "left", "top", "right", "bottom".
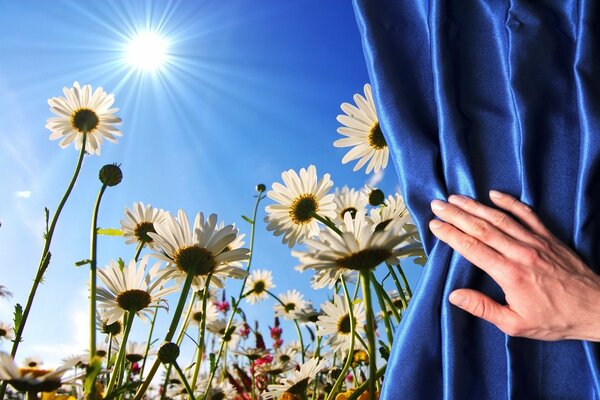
[{"left": 353, "top": 1, "right": 600, "bottom": 398}]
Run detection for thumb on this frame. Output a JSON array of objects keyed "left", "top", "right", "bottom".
[{"left": 449, "top": 289, "right": 515, "bottom": 329}]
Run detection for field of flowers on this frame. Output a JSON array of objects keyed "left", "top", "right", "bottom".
[{"left": 0, "top": 82, "right": 425, "bottom": 400}]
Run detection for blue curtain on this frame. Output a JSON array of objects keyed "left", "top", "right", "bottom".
[{"left": 353, "top": 1, "right": 600, "bottom": 398}]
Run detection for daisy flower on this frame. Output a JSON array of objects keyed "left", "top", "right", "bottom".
[
  {"left": 265, "top": 165, "right": 336, "bottom": 248},
  {"left": 126, "top": 341, "right": 149, "bottom": 363},
  {"left": 207, "top": 319, "right": 240, "bottom": 351},
  {"left": 368, "top": 193, "right": 411, "bottom": 232},
  {"left": 295, "top": 212, "right": 419, "bottom": 275},
  {"left": 46, "top": 81, "right": 122, "bottom": 155},
  {"left": 0, "top": 352, "right": 77, "bottom": 394},
  {"left": 187, "top": 300, "right": 219, "bottom": 326},
  {"left": 334, "top": 83, "right": 388, "bottom": 174},
  {"left": 0, "top": 322, "right": 14, "bottom": 341},
  {"left": 22, "top": 356, "right": 42, "bottom": 369},
  {"left": 199, "top": 379, "right": 238, "bottom": 400},
  {"left": 121, "top": 202, "right": 165, "bottom": 250},
  {"left": 96, "top": 256, "right": 176, "bottom": 324},
  {"left": 149, "top": 210, "right": 250, "bottom": 290},
  {"left": 317, "top": 294, "right": 366, "bottom": 355},
  {"left": 97, "top": 309, "right": 123, "bottom": 338},
  {"left": 273, "top": 346, "right": 298, "bottom": 365},
  {"left": 333, "top": 186, "right": 368, "bottom": 224},
  {"left": 261, "top": 357, "right": 324, "bottom": 399},
  {"left": 245, "top": 269, "right": 275, "bottom": 304},
  {"left": 273, "top": 290, "right": 307, "bottom": 321}
]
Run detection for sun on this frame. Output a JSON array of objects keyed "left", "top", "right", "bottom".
[{"left": 125, "top": 31, "right": 168, "bottom": 71}]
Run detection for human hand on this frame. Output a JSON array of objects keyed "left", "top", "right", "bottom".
[{"left": 428, "top": 190, "right": 600, "bottom": 341}]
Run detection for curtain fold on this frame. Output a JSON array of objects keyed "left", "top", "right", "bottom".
[{"left": 353, "top": 0, "right": 600, "bottom": 398}]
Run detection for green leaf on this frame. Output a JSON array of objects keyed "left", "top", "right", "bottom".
[
  {"left": 84, "top": 356, "right": 102, "bottom": 396},
  {"left": 75, "top": 259, "right": 92, "bottom": 267},
  {"left": 13, "top": 303, "right": 23, "bottom": 335},
  {"left": 117, "top": 258, "right": 125, "bottom": 271},
  {"left": 97, "top": 228, "right": 124, "bottom": 236},
  {"left": 241, "top": 215, "right": 254, "bottom": 224}
]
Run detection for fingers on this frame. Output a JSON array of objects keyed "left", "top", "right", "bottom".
[
  {"left": 449, "top": 289, "right": 521, "bottom": 336},
  {"left": 488, "top": 190, "right": 553, "bottom": 240},
  {"left": 431, "top": 199, "right": 526, "bottom": 262},
  {"left": 429, "top": 219, "right": 508, "bottom": 282},
  {"left": 445, "top": 194, "right": 545, "bottom": 250}
]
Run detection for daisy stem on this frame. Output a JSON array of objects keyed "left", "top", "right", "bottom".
[
  {"left": 88, "top": 182, "right": 107, "bottom": 400},
  {"left": 133, "top": 272, "right": 195, "bottom": 400},
  {"left": 370, "top": 273, "right": 394, "bottom": 345},
  {"left": 201, "top": 190, "right": 265, "bottom": 398},
  {"left": 173, "top": 360, "right": 196, "bottom": 400},
  {"left": 140, "top": 306, "right": 159, "bottom": 378},
  {"left": 133, "top": 242, "right": 144, "bottom": 263},
  {"left": 191, "top": 274, "right": 212, "bottom": 391},
  {"left": 266, "top": 290, "right": 306, "bottom": 363},
  {"left": 396, "top": 262, "right": 413, "bottom": 298},
  {"left": 8, "top": 134, "right": 87, "bottom": 359},
  {"left": 310, "top": 335, "right": 322, "bottom": 400},
  {"left": 311, "top": 212, "right": 343, "bottom": 236},
  {"left": 359, "top": 271, "right": 376, "bottom": 400},
  {"left": 326, "top": 278, "right": 355, "bottom": 400},
  {"left": 386, "top": 264, "right": 408, "bottom": 309},
  {"left": 370, "top": 272, "right": 400, "bottom": 322},
  {"left": 106, "top": 310, "right": 135, "bottom": 394},
  {"left": 346, "top": 366, "right": 386, "bottom": 400}
]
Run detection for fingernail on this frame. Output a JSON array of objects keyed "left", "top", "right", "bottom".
[
  {"left": 489, "top": 190, "right": 503, "bottom": 199},
  {"left": 449, "top": 292, "right": 466, "bottom": 307},
  {"left": 431, "top": 199, "right": 447, "bottom": 211},
  {"left": 429, "top": 219, "right": 443, "bottom": 229},
  {"left": 448, "top": 194, "right": 467, "bottom": 206}
]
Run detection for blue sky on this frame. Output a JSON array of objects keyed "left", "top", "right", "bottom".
[{"left": 0, "top": 0, "right": 422, "bottom": 366}]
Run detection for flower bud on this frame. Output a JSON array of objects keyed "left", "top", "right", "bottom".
[
  {"left": 368, "top": 189, "right": 385, "bottom": 206},
  {"left": 99, "top": 164, "right": 123, "bottom": 187},
  {"left": 256, "top": 183, "right": 266, "bottom": 192},
  {"left": 157, "top": 342, "right": 180, "bottom": 364}
]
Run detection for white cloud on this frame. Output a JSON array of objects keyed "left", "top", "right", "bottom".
[
  {"left": 366, "top": 170, "right": 384, "bottom": 187},
  {"left": 15, "top": 190, "right": 31, "bottom": 199}
]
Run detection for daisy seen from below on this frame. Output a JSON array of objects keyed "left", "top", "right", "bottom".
[
  {"left": 46, "top": 81, "right": 122, "bottom": 155},
  {"left": 333, "top": 185, "right": 368, "bottom": 224},
  {"left": 126, "top": 341, "right": 150, "bottom": 363},
  {"left": 295, "top": 212, "right": 418, "bottom": 276},
  {"left": 261, "top": 357, "right": 324, "bottom": 400},
  {"left": 334, "top": 83, "right": 388, "bottom": 174},
  {"left": 368, "top": 192, "right": 411, "bottom": 232},
  {"left": 96, "top": 256, "right": 177, "bottom": 325},
  {"left": 97, "top": 309, "right": 123, "bottom": 340},
  {"left": 198, "top": 379, "right": 238, "bottom": 400},
  {"left": 273, "top": 289, "right": 308, "bottom": 321},
  {"left": 149, "top": 210, "right": 250, "bottom": 290},
  {"left": 317, "top": 294, "right": 366, "bottom": 355},
  {"left": 188, "top": 299, "right": 219, "bottom": 327},
  {"left": 206, "top": 319, "right": 240, "bottom": 350},
  {"left": 0, "top": 322, "right": 14, "bottom": 341},
  {"left": 245, "top": 269, "right": 275, "bottom": 304},
  {"left": 265, "top": 165, "right": 336, "bottom": 248},
  {"left": 121, "top": 202, "right": 165, "bottom": 250},
  {"left": 0, "top": 352, "right": 77, "bottom": 394}
]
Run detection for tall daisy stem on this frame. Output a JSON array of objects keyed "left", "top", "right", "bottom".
[
  {"left": 106, "top": 311, "right": 135, "bottom": 394},
  {"left": 396, "top": 263, "right": 413, "bottom": 298},
  {"left": 370, "top": 273, "right": 394, "bottom": 345},
  {"left": 0, "top": 134, "right": 88, "bottom": 400},
  {"left": 325, "top": 278, "right": 355, "bottom": 400},
  {"left": 140, "top": 306, "right": 159, "bottom": 378},
  {"left": 311, "top": 212, "right": 342, "bottom": 236},
  {"left": 371, "top": 272, "right": 400, "bottom": 322},
  {"left": 201, "top": 189, "right": 265, "bottom": 398},
  {"left": 133, "top": 272, "right": 195, "bottom": 400},
  {"left": 360, "top": 271, "right": 377, "bottom": 400},
  {"left": 266, "top": 290, "right": 305, "bottom": 363},
  {"left": 346, "top": 366, "right": 386, "bottom": 400},
  {"left": 191, "top": 275, "right": 212, "bottom": 391},
  {"left": 87, "top": 182, "right": 108, "bottom": 399},
  {"left": 386, "top": 264, "right": 408, "bottom": 309},
  {"left": 172, "top": 360, "right": 196, "bottom": 400}
]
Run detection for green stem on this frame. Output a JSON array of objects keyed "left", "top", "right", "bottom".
[
  {"left": 106, "top": 311, "right": 135, "bottom": 394},
  {"left": 396, "top": 263, "right": 413, "bottom": 298},
  {"left": 267, "top": 290, "right": 305, "bottom": 363},
  {"left": 140, "top": 307, "right": 159, "bottom": 378},
  {"left": 202, "top": 190, "right": 265, "bottom": 398},
  {"left": 360, "top": 271, "right": 377, "bottom": 400},
  {"left": 133, "top": 242, "right": 144, "bottom": 263},
  {"left": 371, "top": 272, "right": 400, "bottom": 322},
  {"left": 326, "top": 278, "right": 355, "bottom": 400},
  {"left": 311, "top": 212, "right": 343, "bottom": 236},
  {"left": 191, "top": 275, "right": 212, "bottom": 390},
  {"left": 386, "top": 264, "right": 407, "bottom": 308},
  {"left": 310, "top": 335, "right": 322, "bottom": 400},
  {"left": 133, "top": 272, "right": 195, "bottom": 400},
  {"left": 9, "top": 134, "right": 88, "bottom": 359},
  {"left": 370, "top": 273, "right": 394, "bottom": 345},
  {"left": 173, "top": 360, "right": 196, "bottom": 400},
  {"left": 346, "top": 366, "right": 387, "bottom": 400}
]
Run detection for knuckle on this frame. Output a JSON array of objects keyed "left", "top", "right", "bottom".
[
  {"left": 461, "top": 236, "right": 479, "bottom": 253},
  {"left": 501, "top": 319, "right": 523, "bottom": 337},
  {"left": 502, "top": 263, "right": 524, "bottom": 285},
  {"left": 491, "top": 211, "right": 509, "bottom": 227},
  {"left": 470, "top": 299, "right": 487, "bottom": 319},
  {"left": 521, "top": 246, "right": 541, "bottom": 264}
]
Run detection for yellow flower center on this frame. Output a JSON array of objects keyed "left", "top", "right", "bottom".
[
  {"left": 368, "top": 122, "right": 387, "bottom": 150},
  {"left": 134, "top": 221, "right": 156, "bottom": 243},
  {"left": 290, "top": 194, "right": 319, "bottom": 225},
  {"left": 174, "top": 246, "right": 216, "bottom": 276},
  {"left": 116, "top": 289, "right": 151, "bottom": 312},
  {"left": 71, "top": 108, "right": 99, "bottom": 133},
  {"left": 335, "top": 248, "right": 392, "bottom": 271}
]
